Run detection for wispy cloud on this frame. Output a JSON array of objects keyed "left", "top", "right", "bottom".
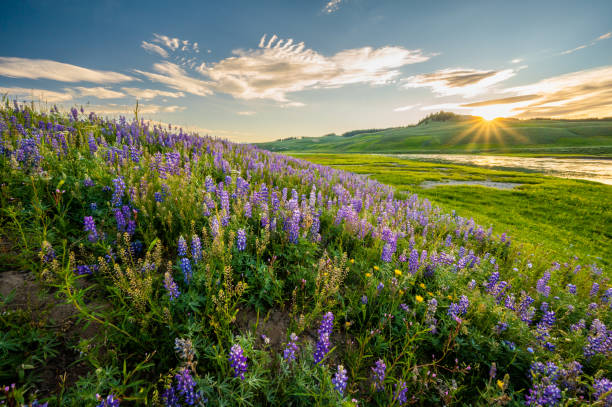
[
  {"left": 87, "top": 103, "right": 186, "bottom": 115},
  {"left": 121, "top": 87, "right": 185, "bottom": 100},
  {"left": 237, "top": 111, "right": 255, "bottom": 116},
  {"left": 510, "top": 58, "right": 523, "bottom": 64},
  {"left": 426, "top": 66, "right": 612, "bottom": 119},
  {"left": 402, "top": 67, "right": 516, "bottom": 97},
  {"left": 0, "top": 86, "right": 73, "bottom": 102},
  {"left": 393, "top": 104, "right": 417, "bottom": 112},
  {"left": 135, "top": 61, "right": 213, "bottom": 96},
  {"left": 73, "top": 86, "right": 125, "bottom": 99},
  {"left": 196, "top": 34, "right": 430, "bottom": 103},
  {"left": 323, "top": 0, "right": 343, "bottom": 14},
  {"left": 0, "top": 57, "right": 134, "bottom": 83},
  {"left": 560, "top": 31, "right": 611, "bottom": 55},
  {"left": 141, "top": 41, "right": 169, "bottom": 58}
]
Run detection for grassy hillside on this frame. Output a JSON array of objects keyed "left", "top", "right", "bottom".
[
  {"left": 1, "top": 104, "right": 610, "bottom": 406},
  {"left": 258, "top": 115, "right": 612, "bottom": 155}
]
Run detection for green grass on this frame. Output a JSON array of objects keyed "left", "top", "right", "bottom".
[
  {"left": 292, "top": 153, "right": 612, "bottom": 266},
  {"left": 259, "top": 117, "right": 612, "bottom": 156}
]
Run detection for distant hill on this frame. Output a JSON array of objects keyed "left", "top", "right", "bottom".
[{"left": 257, "top": 112, "right": 612, "bottom": 155}]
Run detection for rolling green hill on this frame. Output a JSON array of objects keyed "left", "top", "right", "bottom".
[{"left": 257, "top": 113, "right": 612, "bottom": 155}]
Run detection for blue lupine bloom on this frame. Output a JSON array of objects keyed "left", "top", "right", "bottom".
[
  {"left": 593, "top": 378, "right": 612, "bottom": 406},
  {"left": 448, "top": 295, "right": 469, "bottom": 321},
  {"left": 83, "top": 216, "right": 98, "bottom": 242},
  {"left": 164, "top": 272, "right": 180, "bottom": 301},
  {"left": 283, "top": 333, "right": 299, "bottom": 363},
  {"left": 395, "top": 381, "right": 408, "bottom": 406},
  {"left": 111, "top": 177, "right": 125, "bottom": 207},
  {"left": 229, "top": 344, "right": 248, "bottom": 380},
  {"left": 95, "top": 394, "right": 120, "bottom": 407},
  {"left": 191, "top": 235, "right": 202, "bottom": 263},
  {"left": 180, "top": 257, "right": 192, "bottom": 283},
  {"left": 236, "top": 228, "right": 247, "bottom": 251},
  {"left": 371, "top": 359, "right": 386, "bottom": 391},
  {"left": 331, "top": 364, "right": 348, "bottom": 395},
  {"left": 314, "top": 312, "right": 334, "bottom": 364},
  {"left": 175, "top": 368, "right": 202, "bottom": 405},
  {"left": 177, "top": 236, "right": 188, "bottom": 257}
]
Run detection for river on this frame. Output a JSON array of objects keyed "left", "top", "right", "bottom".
[{"left": 391, "top": 154, "right": 612, "bottom": 185}]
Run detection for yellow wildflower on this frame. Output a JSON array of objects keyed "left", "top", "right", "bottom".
[
  {"left": 497, "top": 380, "right": 504, "bottom": 390},
  {"left": 373, "top": 265, "right": 379, "bottom": 271},
  {"left": 419, "top": 283, "right": 426, "bottom": 289},
  {"left": 428, "top": 292, "right": 434, "bottom": 296},
  {"left": 350, "top": 259, "right": 355, "bottom": 264},
  {"left": 365, "top": 272, "right": 372, "bottom": 278},
  {"left": 415, "top": 295, "right": 424, "bottom": 303},
  {"left": 394, "top": 269, "right": 402, "bottom": 277}
]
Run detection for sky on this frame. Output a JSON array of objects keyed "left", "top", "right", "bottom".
[{"left": 1, "top": 0, "right": 611, "bottom": 142}]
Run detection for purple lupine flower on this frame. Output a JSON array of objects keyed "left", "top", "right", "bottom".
[
  {"left": 525, "top": 383, "right": 561, "bottom": 406},
  {"left": 161, "top": 386, "right": 180, "bottom": 407},
  {"left": 177, "top": 236, "right": 188, "bottom": 257},
  {"left": 566, "top": 284, "right": 577, "bottom": 294},
  {"left": 593, "top": 378, "right": 612, "bottom": 406},
  {"left": 395, "top": 381, "right": 408, "bottom": 406},
  {"left": 283, "top": 333, "right": 299, "bottom": 363},
  {"left": 381, "top": 243, "right": 394, "bottom": 262},
  {"left": 371, "top": 359, "right": 386, "bottom": 391},
  {"left": 377, "top": 282, "right": 384, "bottom": 291},
  {"left": 96, "top": 394, "right": 120, "bottom": 407},
  {"left": 229, "top": 344, "right": 248, "bottom": 380},
  {"left": 361, "top": 295, "right": 368, "bottom": 305},
  {"left": 494, "top": 322, "right": 508, "bottom": 334},
  {"left": 331, "top": 364, "right": 348, "bottom": 395},
  {"left": 84, "top": 216, "right": 98, "bottom": 242},
  {"left": 536, "top": 271, "right": 551, "bottom": 297},
  {"left": 111, "top": 177, "right": 125, "bottom": 207},
  {"left": 236, "top": 228, "right": 246, "bottom": 251},
  {"left": 408, "top": 249, "right": 419, "bottom": 274},
  {"left": 175, "top": 368, "right": 201, "bottom": 405},
  {"left": 191, "top": 235, "right": 201, "bottom": 264},
  {"left": 164, "top": 272, "right": 180, "bottom": 301},
  {"left": 314, "top": 312, "right": 334, "bottom": 364},
  {"left": 448, "top": 295, "right": 469, "bottom": 321},
  {"left": 590, "top": 282, "right": 600, "bottom": 297},
  {"left": 584, "top": 319, "right": 611, "bottom": 358},
  {"left": 180, "top": 257, "right": 192, "bottom": 283}
]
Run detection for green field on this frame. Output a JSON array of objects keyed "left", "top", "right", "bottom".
[
  {"left": 259, "top": 115, "right": 612, "bottom": 156},
  {"left": 292, "top": 153, "right": 612, "bottom": 267}
]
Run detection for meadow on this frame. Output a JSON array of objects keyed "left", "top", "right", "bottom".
[
  {"left": 291, "top": 154, "right": 612, "bottom": 267},
  {"left": 257, "top": 114, "right": 612, "bottom": 156},
  {"left": 0, "top": 102, "right": 610, "bottom": 406}
]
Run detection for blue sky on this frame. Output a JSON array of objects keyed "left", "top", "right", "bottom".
[{"left": 1, "top": 0, "right": 611, "bottom": 141}]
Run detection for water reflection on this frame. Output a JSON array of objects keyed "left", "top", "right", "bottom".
[{"left": 391, "top": 154, "right": 612, "bottom": 185}]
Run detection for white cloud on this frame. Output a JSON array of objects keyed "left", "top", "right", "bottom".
[
  {"left": 422, "top": 66, "right": 612, "bottom": 119},
  {"left": 135, "top": 61, "right": 213, "bottom": 96},
  {"left": 121, "top": 87, "right": 185, "bottom": 100},
  {"left": 74, "top": 86, "right": 125, "bottom": 99},
  {"left": 237, "top": 111, "right": 256, "bottom": 116},
  {"left": 0, "top": 86, "right": 73, "bottom": 102},
  {"left": 153, "top": 33, "right": 181, "bottom": 51},
  {"left": 511, "top": 58, "right": 523, "bottom": 64},
  {"left": 0, "top": 57, "right": 133, "bottom": 83},
  {"left": 141, "top": 41, "right": 169, "bottom": 58},
  {"left": 87, "top": 103, "right": 186, "bottom": 115},
  {"left": 323, "top": 0, "right": 343, "bottom": 14},
  {"left": 280, "top": 101, "right": 306, "bottom": 108},
  {"left": 197, "top": 34, "right": 430, "bottom": 102},
  {"left": 560, "top": 31, "right": 612, "bottom": 55},
  {"left": 402, "top": 67, "right": 516, "bottom": 97},
  {"left": 393, "top": 104, "right": 417, "bottom": 112}
]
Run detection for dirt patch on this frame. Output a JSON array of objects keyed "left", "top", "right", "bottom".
[
  {"left": 0, "top": 267, "right": 100, "bottom": 397},
  {"left": 236, "top": 308, "right": 292, "bottom": 351}
]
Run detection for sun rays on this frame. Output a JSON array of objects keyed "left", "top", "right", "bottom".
[{"left": 446, "top": 116, "right": 529, "bottom": 148}]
